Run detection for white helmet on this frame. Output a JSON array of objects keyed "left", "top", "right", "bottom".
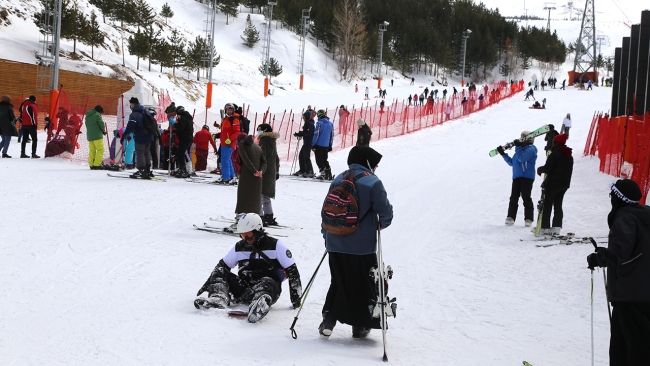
[{"left": 235, "top": 213, "right": 264, "bottom": 234}]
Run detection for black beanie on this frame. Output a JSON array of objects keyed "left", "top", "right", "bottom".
[
  {"left": 347, "top": 146, "right": 382, "bottom": 170},
  {"left": 257, "top": 123, "right": 272, "bottom": 133},
  {"left": 94, "top": 105, "right": 104, "bottom": 114},
  {"left": 611, "top": 179, "right": 642, "bottom": 204}
]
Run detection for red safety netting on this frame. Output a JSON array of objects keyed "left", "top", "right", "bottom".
[
  {"left": 48, "top": 80, "right": 524, "bottom": 172},
  {"left": 583, "top": 112, "right": 650, "bottom": 204}
]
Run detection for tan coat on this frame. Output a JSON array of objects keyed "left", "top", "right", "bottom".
[{"left": 236, "top": 135, "right": 267, "bottom": 214}]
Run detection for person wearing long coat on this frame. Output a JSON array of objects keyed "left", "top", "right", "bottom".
[
  {"left": 0, "top": 95, "right": 18, "bottom": 158},
  {"left": 257, "top": 124, "right": 280, "bottom": 226},
  {"left": 235, "top": 133, "right": 267, "bottom": 218}
]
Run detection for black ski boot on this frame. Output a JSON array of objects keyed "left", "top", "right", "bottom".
[
  {"left": 262, "top": 214, "right": 278, "bottom": 227},
  {"left": 142, "top": 166, "right": 153, "bottom": 180},
  {"left": 247, "top": 292, "right": 272, "bottom": 323},
  {"left": 31, "top": 154, "right": 40, "bottom": 159},
  {"left": 129, "top": 169, "right": 143, "bottom": 179},
  {"left": 20, "top": 152, "right": 29, "bottom": 158},
  {"left": 2, "top": 154, "right": 11, "bottom": 158},
  {"left": 194, "top": 281, "right": 230, "bottom": 309},
  {"left": 352, "top": 326, "right": 371, "bottom": 339},
  {"left": 318, "top": 311, "right": 336, "bottom": 337}
]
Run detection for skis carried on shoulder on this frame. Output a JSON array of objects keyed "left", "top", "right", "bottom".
[
  {"left": 106, "top": 173, "right": 166, "bottom": 182},
  {"left": 489, "top": 124, "right": 550, "bottom": 157}
]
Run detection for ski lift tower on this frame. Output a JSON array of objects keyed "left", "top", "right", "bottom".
[
  {"left": 572, "top": 0, "right": 597, "bottom": 84},
  {"left": 203, "top": 0, "right": 218, "bottom": 124},
  {"left": 36, "top": 0, "right": 62, "bottom": 135},
  {"left": 376, "top": 21, "right": 388, "bottom": 89},
  {"left": 544, "top": 3, "right": 556, "bottom": 31},
  {"left": 297, "top": 7, "right": 311, "bottom": 90},
  {"left": 262, "top": 0, "right": 277, "bottom": 97}
]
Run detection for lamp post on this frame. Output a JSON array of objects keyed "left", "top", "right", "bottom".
[
  {"left": 461, "top": 29, "right": 471, "bottom": 87},
  {"left": 299, "top": 7, "right": 311, "bottom": 90},
  {"left": 377, "top": 21, "right": 388, "bottom": 89},
  {"left": 264, "top": 0, "right": 277, "bottom": 97}
]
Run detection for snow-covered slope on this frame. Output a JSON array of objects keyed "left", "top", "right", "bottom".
[{"left": 0, "top": 79, "right": 616, "bottom": 364}]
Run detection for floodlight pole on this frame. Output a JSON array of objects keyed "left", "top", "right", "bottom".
[
  {"left": 377, "top": 21, "right": 388, "bottom": 89},
  {"left": 299, "top": 7, "right": 311, "bottom": 90},
  {"left": 461, "top": 29, "right": 471, "bottom": 87},
  {"left": 264, "top": 1, "right": 277, "bottom": 97}
]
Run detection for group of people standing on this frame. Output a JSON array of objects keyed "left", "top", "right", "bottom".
[{"left": 0, "top": 95, "right": 41, "bottom": 159}]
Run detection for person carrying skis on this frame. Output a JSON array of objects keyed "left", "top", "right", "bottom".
[
  {"left": 319, "top": 146, "right": 393, "bottom": 339},
  {"left": 356, "top": 118, "right": 372, "bottom": 147},
  {"left": 496, "top": 131, "right": 538, "bottom": 227},
  {"left": 536, "top": 133, "right": 573, "bottom": 235},
  {"left": 257, "top": 123, "right": 280, "bottom": 226},
  {"left": 193, "top": 125, "right": 218, "bottom": 172},
  {"left": 312, "top": 109, "right": 334, "bottom": 180},
  {"left": 561, "top": 113, "right": 571, "bottom": 136},
  {"left": 218, "top": 103, "right": 241, "bottom": 183},
  {"left": 195, "top": 213, "right": 303, "bottom": 323},
  {"left": 587, "top": 179, "right": 650, "bottom": 365},
  {"left": 292, "top": 110, "right": 315, "bottom": 178}
]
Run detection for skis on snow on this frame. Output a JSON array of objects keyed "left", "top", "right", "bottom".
[
  {"left": 106, "top": 173, "right": 166, "bottom": 182},
  {"left": 488, "top": 124, "right": 550, "bottom": 157}
]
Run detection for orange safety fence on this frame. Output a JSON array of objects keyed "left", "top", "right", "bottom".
[{"left": 583, "top": 111, "right": 650, "bottom": 204}]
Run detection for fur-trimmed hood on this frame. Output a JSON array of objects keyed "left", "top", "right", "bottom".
[{"left": 257, "top": 131, "right": 280, "bottom": 139}]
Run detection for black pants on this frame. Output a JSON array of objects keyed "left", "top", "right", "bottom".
[
  {"left": 149, "top": 140, "right": 159, "bottom": 169},
  {"left": 314, "top": 146, "right": 330, "bottom": 172},
  {"left": 541, "top": 187, "right": 567, "bottom": 228},
  {"left": 323, "top": 252, "right": 381, "bottom": 329},
  {"left": 162, "top": 147, "right": 176, "bottom": 170},
  {"left": 507, "top": 177, "right": 534, "bottom": 221},
  {"left": 610, "top": 302, "right": 650, "bottom": 366},
  {"left": 20, "top": 125, "right": 38, "bottom": 155},
  {"left": 176, "top": 139, "right": 192, "bottom": 171},
  {"left": 298, "top": 144, "right": 313, "bottom": 173},
  {"left": 135, "top": 142, "right": 152, "bottom": 169},
  {"left": 211, "top": 271, "right": 281, "bottom": 305}
]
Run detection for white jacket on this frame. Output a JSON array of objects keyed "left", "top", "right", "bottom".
[{"left": 562, "top": 117, "right": 572, "bottom": 127}]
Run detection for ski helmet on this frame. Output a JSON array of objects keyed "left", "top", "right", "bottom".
[
  {"left": 303, "top": 110, "right": 312, "bottom": 120},
  {"left": 316, "top": 109, "right": 327, "bottom": 119},
  {"left": 224, "top": 103, "right": 234, "bottom": 111},
  {"left": 235, "top": 213, "right": 264, "bottom": 234}
]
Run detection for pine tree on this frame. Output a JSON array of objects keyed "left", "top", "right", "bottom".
[
  {"left": 218, "top": 0, "right": 239, "bottom": 25},
  {"left": 520, "top": 55, "right": 532, "bottom": 71},
  {"left": 88, "top": 0, "right": 115, "bottom": 23},
  {"left": 152, "top": 37, "right": 173, "bottom": 72},
  {"left": 127, "top": 29, "right": 149, "bottom": 70},
  {"left": 185, "top": 36, "right": 220, "bottom": 81},
  {"left": 160, "top": 2, "right": 174, "bottom": 25},
  {"left": 499, "top": 62, "right": 510, "bottom": 79},
  {"left": 241, "top": 14, "right": 260, "bottom": 48},
  {"left": 168, "top": 29, "right": 186, "bottom": 77},
  {"left": 134, "top": 0, "right": 156, "bottom": 30},
  {"left": 85, "top": 11, "right": 105, "bottom": 59},
  {"left": 259, "top": 57, "right": 283, "bottom": 82},
  {"left": 62, "top": 1, "right": 90, "bottom": 54},
  {"left": 144, "top": 24, "right": 161, "bottom": 71}
]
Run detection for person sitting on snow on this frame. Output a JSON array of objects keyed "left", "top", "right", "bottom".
[
  {"left": 532, "top": 101, "right": 542, "bottom": 109},
  {"left": 194, "top": 213, "right": 303, "bottom": 323}
]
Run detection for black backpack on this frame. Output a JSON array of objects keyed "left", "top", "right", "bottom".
[{"left": 138, "top": 111, "right": 157, "bottom": 135}]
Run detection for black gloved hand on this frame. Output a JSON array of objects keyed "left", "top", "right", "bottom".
[
  {"left": 327, "top": 146, "right": 332, "bottom": 152},
  {"left": 587, "top": 253, "right": 601, "bottom": 270},
  {"left": 276, "top": 172, "right": 279, "bottom": 180},
  {"left": 537, "top": 167, "right": 543, "bottom": 176},
  {"left": 513, "top": 139, "right": 522, "bottom": 147},
  {"left": 496, "top": 146, "right": 505, "bottom": 156}
]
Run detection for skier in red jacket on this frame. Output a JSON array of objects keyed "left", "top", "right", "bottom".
[{"left": 193, "top": 125, "right": 218, "bottom": 171}]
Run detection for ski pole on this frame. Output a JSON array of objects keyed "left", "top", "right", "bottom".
[
  {"left": 289, "top": 135, "right": 301, "bottom": 175},
  {"left": 377, "top": 217, "right": 389, "bottom": 362},
  {"left": 290, "top": 250, "right": 328, "bottom": 339},
  {"left": 603, "top": 269, "right": 612, "bottom": 324},
  {"left": 591, "top": 269, "right": 594, "bottom": 366}
]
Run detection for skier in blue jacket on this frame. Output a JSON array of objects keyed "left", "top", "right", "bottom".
[
  {"left": 497, "top": 131, "right": 538, "bottom": 227},
  {"left": 312, "top": 109, "right": 334, "bottom": 180}
]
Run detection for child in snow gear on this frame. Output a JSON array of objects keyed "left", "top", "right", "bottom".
[
  {"left": 257, "top": 123, "right": 280, "bottom": 226},
  {"left": 195, "top": 213, "right": 303, "bottom": 323},
  {"left": 319, "top": 146, "right": 394, "bottom": 339},
  {"left": 292, "top": 111, "right": 315, "bottom": 177},
  {"left": 124, "top": 98, "right": 155, "bottom": 179},
  {"left": 536, "top": 134, "right": 573, "bottom": 235},
  {"left": 586, "top": 179, "right": 650, "bottom": 365},
  {"left": 312, "top": 110, "right": 334, "bottom": 180},
  {"left": 497, "top": 131, "right": 538, "bottom": 227},
  {"left": 356, "top": 118, "right": 372, "bottom": 147},
  {"left": 19, "top": 95, "right": 39, "bottom": 158}
]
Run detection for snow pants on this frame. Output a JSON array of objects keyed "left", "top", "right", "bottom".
[
  {"left": 88, "top": 139, "right": 104, "bottom": 167},
  {"left": 135, "top": 142, "right": 152, "bottom": 170},
  {"left": 221, "top": 145, "right": 235, "bottom": 181},
  {"left": 260, "top": 194, "right": 273, "bottom": 216},
  {"left": 20, "top": 125, "right": 38, "bottom": 155},
  {"left": 195, "top": 148, "right": 208, "bottom": 171},
  {"left": 298, "top": 144, "right": 313, "bottom": 174},
  {"left": 507, "top": 177, "right": 534, "bottom": 222},
  {"left": 314, "top": 146, "right": 330, "bottom": 172},
  {"left": 210, "top": 271, "right": 281, "bottom": 305},
  {"left": 176, "top": 139, "right": 192, "bottom": 172},
  {"left": 540, "top": 187, "right": 567, "bottom": 229},
  {"left": 610, "top": 302, "right": 650, "bottom": 366}
]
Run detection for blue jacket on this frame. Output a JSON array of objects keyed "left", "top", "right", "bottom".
[
  {"left": 312, "top": 116, "right": 333, "bottom": 147},
  {"left": 322, "top": 164, "right": 393, "bottom": 255},
  {"left": 502, "top": 144, "right": 538, "bottom": 180},
  {"left": 124, "top": 105, "right": 154, "bottom": 144}
]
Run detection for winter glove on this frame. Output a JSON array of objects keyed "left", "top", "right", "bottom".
[
  {"left": 327, "top": 146, "right": 332, "bottom": 152},
  {"left": 276, "top": 172, "right": 279, "bottom": 180},
  {"left": 168, "top": 116, "right": 176, "bottom": 125},
  {"left": 587, "top": 253, "right": 601, "bottom": 270},
  {"left": 537, "top": 167, "right": 543, "bottom": 176},
  {"left": 513, "top": 139, "right": 522, "bottom": 147},
  {"left": 225, "top": 138, "right": 231, "bottom": 145},
  {"left": 496, "top": 146, "right": 505, "bottom": 156}
]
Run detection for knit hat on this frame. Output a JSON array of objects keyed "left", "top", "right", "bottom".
[
  {"left": 610, "top": 179, "right": 642, "bottom": 204},
  {"left": 29, "top": 95, "right": 36, "bottom": 102},
  {"left": 94, "top": 105, "right": 104, "bottom": 114},
  {"left": 554, "top": 133, "right": 568, "bottom": 145},
  {"left": 357, "top": 118, "right": 365, "bottom": 126},
  {"left": 164, "top": 102, "right": 176, "bottom": 114},
  {"left": 347, "top": 146, "right": 382, "bottom": 170},
  {"left": 257, "top": 123, "right": 272, "bottom": 133},
  {"left": 1, "top": 95, "right": 10, "bottom": 103},
  {"left": 129, "top": 97, "right": 139, "bottom": 104}
]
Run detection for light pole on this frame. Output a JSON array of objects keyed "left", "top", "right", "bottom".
[
  {"left": 298, "top": 7, "right": 311, "bottom": 90},
  {"left": 377, "top": 21, "right": 388, "bottom": 89},
  {"left": 264, "top": 0, "right": 277, "bottom": 97},
  {"left": 461, "top": 29, "right": 471, "bottom": 87}
]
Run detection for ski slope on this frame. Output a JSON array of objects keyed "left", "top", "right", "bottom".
[{"left": 0, "top": 84, "right": 616, "bottom": 365}]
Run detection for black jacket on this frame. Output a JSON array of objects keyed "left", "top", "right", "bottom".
[
  {"left": 544, "top": 130, "right": 559, "bottom": 151},
  {"left": 537, "top": 144, "right": 573, "bottom": 190},
  {"left": 597, "top": 205, "right": 650, "bottom": 302},
  {"left": 356, "top": 124, "right": 372, "bottom": 147},
  {"left": 0, "top": 101, "right": 17, "bottom": 136},
  {"left": 174, "top": 111, "right": 194, "bottom": 142}
]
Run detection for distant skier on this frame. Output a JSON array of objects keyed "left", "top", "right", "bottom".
[
  {"left": 561, "top": 113, "right": 571, "bottom": 136},
  {"left": 587, "top": 79, "right": 593, "bottom": 90},
  {"left": 312, "top": 109, "right": 334, "bottom": 180},
  {"left": 528, "top": 88, "right": 535, "bottom": 101},
  {"left": 536, "top": 133, "right": 573, "bottom": 235},
  {"left": 85, "top": 105, "right": 106, "bottom": 170},
  {"left": 408, "top": 94, "right": 412, "bottom": 105},
  {"left": 496, "top": 131, "right": 538, "bottom": 227},
  {"left": 390, "top": 79, "right": 394, "bottom": 87},
  {"left": 364, "top": 87, "right": 369, "bottom": 99},
  {"left": 356, "top": 118, "right": 372, "bottom": 147},
  {"left": 410, "top": 77, "right": 414, "bottom": 85},
  {"left": 195, "top": 213, "right": 303, "bottom": 323},
  {"left": 0, "top": 95, "right": 17, "bottom": 158},
  {"left": 293, "top": 110, "right": 315, "bottom": 178},
  {"left": 193, "top": 125, "right": 218, "bottom": 172}
]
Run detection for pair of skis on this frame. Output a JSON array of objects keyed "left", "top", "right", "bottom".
[
  {"left": 106, "top": 173, "right": 166, "bottom": 182},
  {"left": 193, "top": 222, "right": 289, "bottom": 238},
  {"left": 489, "top": 124, "right": 550, "bottom": 157}
]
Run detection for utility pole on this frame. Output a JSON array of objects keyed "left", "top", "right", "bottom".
[
  {"left": 298, "top": 7, "right": 310, "bottom": 90},
  {"left": 377, "top": 21, "right": 389, "bottom": 89},
  {"left": 263, "top": 1, "right": 276, "bottom": 97},
  {"left": 572, "top": 0, "right": 597, "bottom": 85},
  {"left": 204, "top": 0, "right": 217, "bottom": 124},
  {"left": 461, "top": 29, "right": 471, "bottom": 87},
  {"left": 544, "top": 3, "right": 556, "bottom": 31}
]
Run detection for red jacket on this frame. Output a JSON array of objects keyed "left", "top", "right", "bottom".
[
  {"left": 161, "top": 129, "right": 179, "bottom": 148},
  {"left": 193, "top": 128, "right": 217, "bottom": 151},
  {"left": 20, "top": 100, "right": 38, "bottom": 127},
  {"left": 220, "top": 113, "right": 241, "bottom": 148}
]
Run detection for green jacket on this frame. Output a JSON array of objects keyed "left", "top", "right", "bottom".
[{"left": 85, "top": 109, "right": 105, "bottom": 141}]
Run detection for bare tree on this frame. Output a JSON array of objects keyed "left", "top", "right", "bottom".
[{"left": 332, "top": 0, "right": 366, "bottom": 82}]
